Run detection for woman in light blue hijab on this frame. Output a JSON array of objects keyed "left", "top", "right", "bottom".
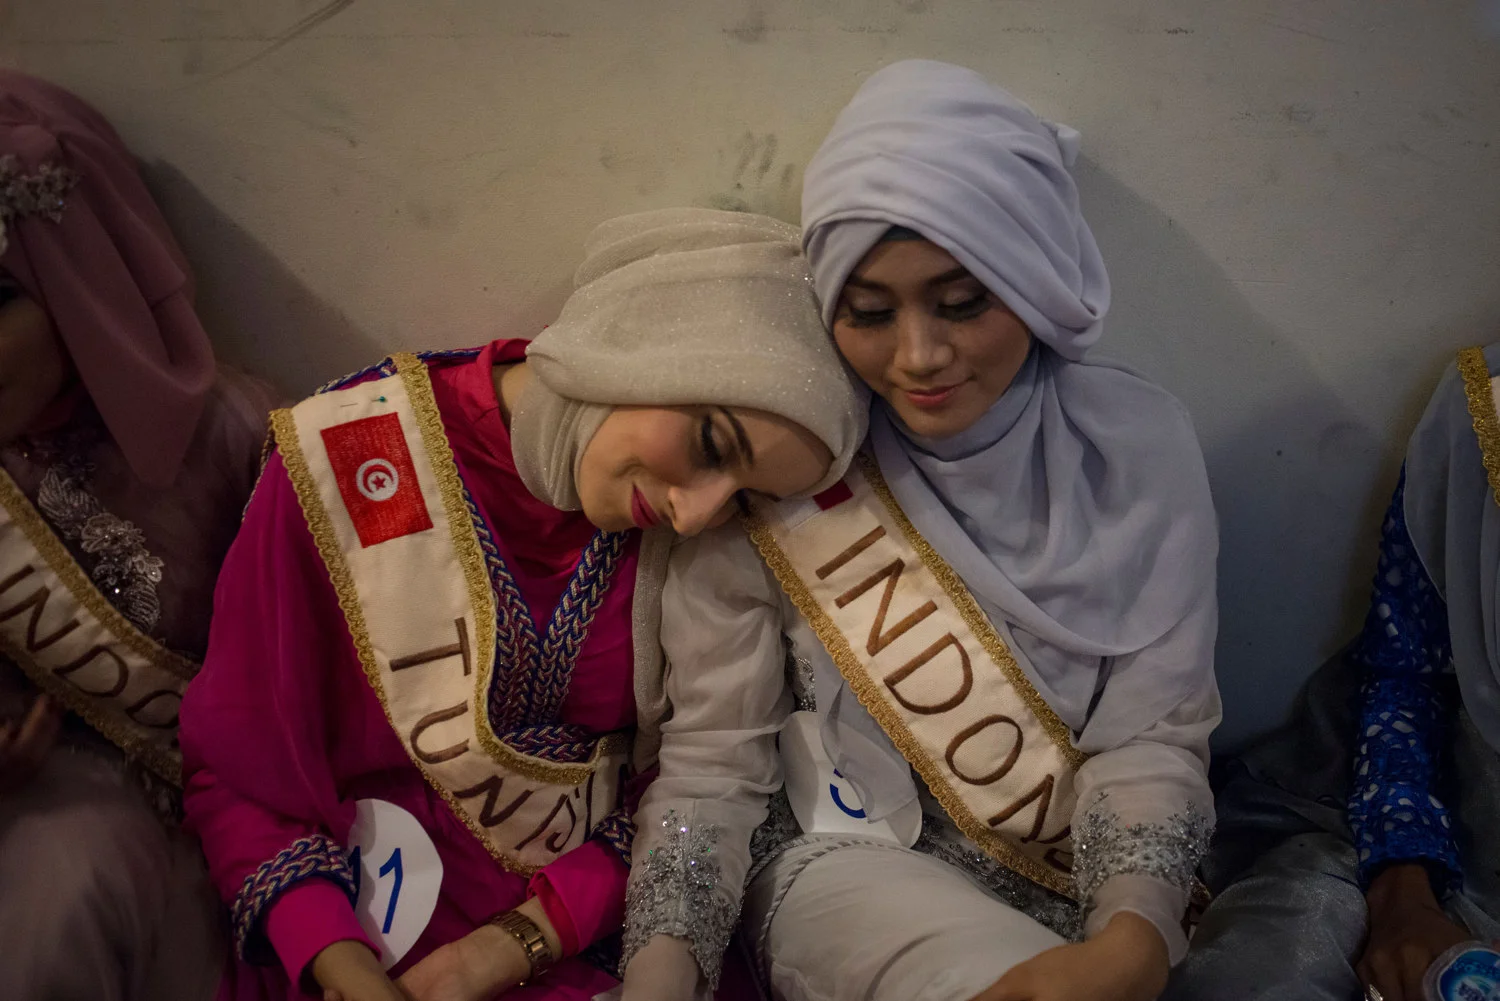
[
  {"left": 1165, "top": 344, "right": 1500, "bottom": 1001},
  {"left": 617, "top": 60, "right": 1221, "bottom": 1001}
]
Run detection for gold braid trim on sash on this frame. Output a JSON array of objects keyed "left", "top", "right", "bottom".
[
  {"left": 1458, "top": 346, "right": 1500, "bottom": 509},
  {"left": 746, "top": 453, "right": 1083, "bottom": 899},
  {"left": 392, "top": 353, "right": 625, "bottom": 784},
  {"left": 270, "top": 406, "right": 387, "bottom": 725},
  {"left": 274, "top": 382, "right": 535, "bottom": 871},
  {"left": 273, "top": 356, "right": 621, "bottom": 874},
  {"left": 856, "top": 454, "right": 1085, "bottom": 766},
  {"left": 0, "top": 470, "right": 193, "bottom": 784}
]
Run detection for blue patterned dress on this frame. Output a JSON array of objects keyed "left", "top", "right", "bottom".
[{"left": 1346, "top": 470, "right": 1463, "bottom": 891}]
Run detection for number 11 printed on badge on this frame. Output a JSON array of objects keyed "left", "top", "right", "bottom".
[{"left": 346, "top": 799, "right": 444, "bottom": 968}]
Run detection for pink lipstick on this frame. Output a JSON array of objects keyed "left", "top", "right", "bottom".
[
  {"left": 903, "top": 384, "right": 962, "bottom": 410},
  {"left": 630, "top": 486, "right": 661, "bottom": 529}
]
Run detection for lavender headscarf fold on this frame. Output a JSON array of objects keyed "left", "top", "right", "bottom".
[{"left": 803, "top": 60, "right": 1219, "bottom": 751}]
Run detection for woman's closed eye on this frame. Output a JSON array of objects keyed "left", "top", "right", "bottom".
[
  {"left": 844, "top": 303, "right": 896, "bottom": 328},
  {"left": 937, "top": 292, "right": 992, "bottom": 321},
  {"left": 698, "top": 412, "right": 745, "bottom": 471},
  {"left": 697, "top": 412, "right": 755, "bottom": 516},
  {"left": 841, "top": 294, "right": 993, "bottom": 328}
]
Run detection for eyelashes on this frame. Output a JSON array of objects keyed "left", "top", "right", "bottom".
[
  {"left": 845, "top": 306, "right": 894, "bottom": 328},
  {"left": 840, "top": 293, "right": 993, "bottom": 328},
  {"left": 698, "top": 413, "right": 751, "bottom": 517},
  {"left": 699, "top": 414, "right": 724, "bottom": 469},
  {"left": 939, "top": 294, "right": 992, "bottom": 321}
]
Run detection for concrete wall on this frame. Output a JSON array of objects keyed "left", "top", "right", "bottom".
[{"left": 4, "top": 0, "right": 1499, "bottom": 745}]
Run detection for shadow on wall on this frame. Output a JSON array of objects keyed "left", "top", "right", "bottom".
[
  {"left": 140, "top": 161, "right": 384, "bottom": 397},
  {"left": 1072, "top": 158, "right": 1399, "bottom": 750}
]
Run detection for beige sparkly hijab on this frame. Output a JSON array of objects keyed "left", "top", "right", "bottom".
[{"left": 512, "top": 207, "right": 867, "bottom": 512}]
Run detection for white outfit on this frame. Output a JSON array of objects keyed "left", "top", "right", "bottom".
[
  {"left": 621, "top": 523, "right": 1218, "bottom": 1000},
  {"left": 622, "top": 59, "right": 1222, "bottom": 1001},
  {"left": 744, "top": 840, "right": 1064, "bottom": 1001}
]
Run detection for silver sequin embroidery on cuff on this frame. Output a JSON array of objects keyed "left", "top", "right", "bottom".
[
  {"left": 621, "top": 810, "right": 736, "bottom": 989},
  {"left": 1072, "top": 793, "right": 1212, "bottom": 906}
]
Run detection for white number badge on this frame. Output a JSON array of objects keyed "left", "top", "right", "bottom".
[
  {"left": 346, "top": 799, "right": 444, "bottom": 969},
  {"left": 780, "top": 711, "right": 921, "bottom": 847}
]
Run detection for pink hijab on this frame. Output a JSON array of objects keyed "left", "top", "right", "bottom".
[{"left": 0, "top": 70, "right": 214, "bottom": 487}]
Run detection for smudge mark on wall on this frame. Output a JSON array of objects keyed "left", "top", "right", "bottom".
[{"left": 205, "top": 0, "right": 356, "bottom": 81}]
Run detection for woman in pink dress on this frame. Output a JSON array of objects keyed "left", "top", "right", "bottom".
[{"left": 181, "top": 209, "right": 866, "bottom": 1001}]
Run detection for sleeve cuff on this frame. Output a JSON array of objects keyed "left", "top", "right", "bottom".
[
  {"left": 264, "top": 880, "right": 376, "bottom": 988},
  {"left": 1360, "top": 852, "right": 1464, "bottom": 896},
  {"left": 1351, "top": 782, "right": 1462, "bottom": 891},
  {"left": 528, "top": 838, "right": 629, "bottom": 954}
]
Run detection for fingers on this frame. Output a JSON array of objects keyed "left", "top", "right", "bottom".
[
  {"left": 971, "top": 970, "right": 1032, "bottom": 1001},
  {"left": 1398, "top": 943, "right": 1432, "bottom": 1001},
  {"left": 17, "top": 694, "right": 60, "bottom": 753},
  {"left": 0, "top": 696, "right": 61, "bottom": 792},
  {"left": 1365, "top": 949, "right": 1407, "bottom": 1001}
]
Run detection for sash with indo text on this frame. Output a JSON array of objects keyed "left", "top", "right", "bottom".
[
  {"left": 747, "top": 453, "right": 1086, "bottom": 897},
  {"left": 0, "top": 469, "right": 192, "bottom": 783}
]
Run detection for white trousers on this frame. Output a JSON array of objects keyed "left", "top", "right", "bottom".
[{"left": 742, "top": 838, "right": 1065, "bottom": 1001}]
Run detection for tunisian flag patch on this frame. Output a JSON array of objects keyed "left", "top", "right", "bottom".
[{"left": 321, "top": 413, "right": 433, "bottom": 548}]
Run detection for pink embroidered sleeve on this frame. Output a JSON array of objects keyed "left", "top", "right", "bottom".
[{"left": 180, "top": 453, "right": 376, "bottom": 985}]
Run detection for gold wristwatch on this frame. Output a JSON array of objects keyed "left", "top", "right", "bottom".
[{"left": 491, "top": 909, "right": 556, "bottom": 984}]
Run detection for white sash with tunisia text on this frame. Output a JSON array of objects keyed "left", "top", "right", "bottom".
[
  {"left": 273, "top": 353, "right": 626, "bottom": 875},
  {"left": 747, "top": 454, "right": 1087, "bottom": 897},
  {"left": 0, "top": 471, "right": 194, "bottom": 783}
]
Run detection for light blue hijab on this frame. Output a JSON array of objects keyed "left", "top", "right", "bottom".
[
  {"left": 802, "top": 60, "right": 1219, "bottom": 751},
  {"left": 1406, "top": 343, "right": 1500, "bottom": 752}
]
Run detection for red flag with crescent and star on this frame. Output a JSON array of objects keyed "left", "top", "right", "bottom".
[{"left": 321, "top": 413, "right": 433, "bottom": 548}]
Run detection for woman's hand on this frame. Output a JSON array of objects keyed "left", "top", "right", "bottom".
[
  {"left": 0, "top": 694, "right": 61, "bottom": 794},
  {"left": 970, "top": 912, "right": 1169, "bottom": 1001},
  {"left": 395, "top": 924, "right": 528, "bottom": 1001},
  {"left": 396, "top": 897, "right": 560, "bottom": 1001},
  {"left": 1358, "top": 863, "right": 1470, "bottom": 1001},
  {"left": 620, "top": 934, "right": 703, "bottom": 1001},
  {"left": 314, "top": 940, "right": 411, "bottom": 1001}
]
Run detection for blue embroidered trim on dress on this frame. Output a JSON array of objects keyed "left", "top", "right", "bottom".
[
  {"left": 1347, "top": 473, "right": 1462, "bottom": 891},
  {"left": 462, "top": 485, "right": 628, "bottom": 739},
  {"left": 231, "top": 833, "right": 357, "bottom": 964},
  {"left": 593, "top": 807, "right": 638, "bottom": 865},
  {"left": 316, "top": 347, "right": 481, "bottom": 394}
]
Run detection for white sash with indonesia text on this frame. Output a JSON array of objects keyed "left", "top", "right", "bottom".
[
  {"left": 748, "top": 454, "right": 1087, "bottom": 897},
  {"left": 0, "top": 470, "right": 192, "bottom": 783}
]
